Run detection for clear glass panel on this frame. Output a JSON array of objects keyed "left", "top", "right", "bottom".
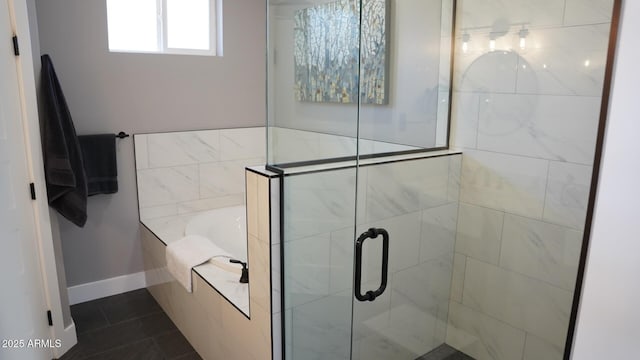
[
  {"left": 106, "top": 0, "right": 159, "bottom": 52},
  {"left": 166, "top": 0, "right": 211, "bottom": 50},
  {"left": 357, "top": 0, "right": 453, "bottom": 151},
  {"left": 282, "top": 168, "right": 358, "bottom": 359},
  {"left": 267, "top": 0, "right": 360, "bottom": 166},
  {"left": 268, "top": 0, "right": 455, "bottom": 167}
]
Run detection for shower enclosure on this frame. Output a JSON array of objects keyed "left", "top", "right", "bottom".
[{"left": 265, "top": 0, "right": 619, "bottom": 359}]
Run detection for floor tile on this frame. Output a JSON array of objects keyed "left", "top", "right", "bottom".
[
  {"left": 418, "top": 343, "right": 475, "bottom": 360},
  {"left": 70, "top": 301, "right": 109, "bottom": 334},
  {"left": 98, "top": 288, "right": 162, "bottom": 324},
  {"left": 83, "top": 338, "right": 164, "bottom": 360},
  {"left": 154, "top": 330, "right": 195, "bottom": 359}
]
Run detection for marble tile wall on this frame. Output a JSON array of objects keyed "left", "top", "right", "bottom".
[
  {"left": 282, "top": 154, "right": 462, "bottom": 360},
  {"left": 134, "top": 127, "right": 266, "bottom": 221},
  {"left": 139, "top": 168, "right": 274, "bottom": 360},
  {"left": 447, "top": 0, "right": 615, "bottom": 359}
]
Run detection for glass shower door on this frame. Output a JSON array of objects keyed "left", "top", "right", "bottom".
[
  {"left": 349, "top": 154, "right": 461, "bottom": 360},
  {"left": 349, "top": 0, "right": 457, "bottom": 357}
]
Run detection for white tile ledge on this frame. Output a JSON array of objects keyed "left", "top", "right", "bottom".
[{"left": 141, "top": 216, "right": 251, "bottom": 317}]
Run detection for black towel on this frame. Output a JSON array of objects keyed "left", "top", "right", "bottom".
[
  {"left": 41, "top": 54, "right": 88, "bottom": 227},
  {"left": 79, "top": 135, "right": 118, "bottom": 196}
]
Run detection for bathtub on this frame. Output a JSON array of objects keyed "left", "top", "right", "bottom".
[{"left": 184, "top": 205, "right": 248, "bottom": 270}]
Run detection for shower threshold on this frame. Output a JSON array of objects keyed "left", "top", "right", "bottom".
[{"left": 416, "top": 344, "right": 475, "bottom": 360}]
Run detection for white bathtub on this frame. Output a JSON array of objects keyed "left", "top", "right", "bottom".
[{"left": 184, "top": 205, "right": 248, "bottom": 266}]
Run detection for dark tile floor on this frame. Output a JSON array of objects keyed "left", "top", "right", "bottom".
[
  {"left": 418, "top": 344, "right": 475, "bottom": 360},
  {"left": 58, "top": 289, "right": 201, "bottom": 360}
]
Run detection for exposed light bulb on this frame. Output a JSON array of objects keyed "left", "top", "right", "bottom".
[
  {"left": 462, "top": 33, "right": 470, "bottom": 54},
  {"left": 584, "top": 59, "right": 591, "bottom": 67},
  {"left": 489, "top": 39, "right": 496, "bottom": 52},
  {"left": 518, "top": 28, "right": 529, "bottom": 51}
]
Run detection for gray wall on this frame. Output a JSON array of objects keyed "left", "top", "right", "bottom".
[{"left": 35, "top": 0, "right": 266, "bottom": 286}]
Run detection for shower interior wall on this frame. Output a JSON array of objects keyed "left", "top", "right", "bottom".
[{"left": 447, "top": 0, "right": 615, "bottom": 359}]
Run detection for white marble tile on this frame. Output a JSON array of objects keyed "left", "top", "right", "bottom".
[
  {"left": 284, "top": 233, "right": 331, "bottom": 309},
  {"left": 329, "top": 226, "right": 355, "bottom": 294},
  {"left": 454, "top": 50, "right": 519, "bottom": 93},
  {"left": 291, "top": 293, "right": 352, "bottom": 360},
  {"left": 362, "top": 212, "right": 422, "bottom": 282},
  {"left": 564, "top": 0, "right": 614, "bottom": 26},
  {"left": 199, "top": 158, "right": 263, "bottom": 199},
  {"left": 447, "top": 155, "right": 462, "bottom": 202},
  {"left": 500, "top": 214, "right": 582, "bottom": 290},
  {"left": 284, "top": 168, "right": 356, "bottom": 241},
  {"left": 194, "top": 264, "right": 250, "bottom": 316},
  {"left": 462, "top": 258, "right": 573, "bottom": 347},
  {"left": 134, "top": 135, "right": 149, "bottom": 169},
  {"left": 388, "top": 260, "right": 453, "bottom": 354},
  {"left": 420, "top": 203, "right": 458, "bottom": 263},
  {"left": 352, "top": 279, "right": 392, "bottom": 342},
  {"left": 477, "top": 94, "right": 601, "bottom": 164},
  {"left": 142, "top": 213, "right": 194, "bottom": 245},
  {"left": 364, "top": 157, "right": 450, "bottom": 222},
  {"left": 516, "top": 25, "right": 611, "bottom": 96},
  {"left": 450, "top": 253, "right": 466, "bottom": 303},
  {"left": 146, "top": 130, "right": 220, "bottom": 168},
  {"left": 543, "top": 161, "right": 592, "bottom": 230},
  {"left": 137, "top": 165, "right": 199, "bottom": 208},
  {"left": 176, "top": 194, "right": 245, "bottom": 215},
  {"left": 352, "top": 332, "right": 415, "bottom": 360},
  {"left": 392, "top": 259, "right": 453, "bottom": 314},
  {"left": 456, "top": 0, "right": 566, "bottom": 28},
  {"left": 460, "top": 150, "right": 549, "bottom": 218},
  {"left": 451, "top": 92, "right": 480, "bottom": 149},
  {"left": 523, "top": 333, "right": 564, "bottom": 360},
  {"left": 455, "top": 203, "right": 504, "bottom": 265},
  {"left": 446, "top": 301, "right": 526, "bottom": 360},
  {"left": 219, "top": 127, "right": 266, "bottom": 161},
  {"left": 140, "top": 204, "right": 178, "bottom": 221}
]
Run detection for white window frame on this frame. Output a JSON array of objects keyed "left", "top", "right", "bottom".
[{"left": 107, "top": 0, "right": 223, "bottom": 56}]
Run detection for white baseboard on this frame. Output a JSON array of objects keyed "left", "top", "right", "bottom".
[
  {"left": 53, "top": 322, "right": 77, "bottom": 359},
  {"left": 67, "top": 272, "right": 147, "bottom": 305}
]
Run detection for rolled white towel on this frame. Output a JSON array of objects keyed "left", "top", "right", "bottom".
[{"left": 166, "top": 235, "right": 218, "bottom": 292}]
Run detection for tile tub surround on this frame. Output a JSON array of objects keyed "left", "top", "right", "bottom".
[
  {"left": 141, "top": 172, "right": 273, "bottom": 360},
  {"left": 135, "top": 127, "right": 266, "bottom": 221},
  {"left": 281, "top": 154, "right": 462, "bottom": 360},
  {"left": 142, "top": 211, "right": 250, "bottom": 316},
  {"left": 141, "top": 168, "right": 274, "bottom": 360},
  {"left": 447, "top": 0, "right": 616, "bottom": 359}
]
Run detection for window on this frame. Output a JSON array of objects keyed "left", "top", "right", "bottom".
[{"left": 106, "top": 0, "right": 222, "bottom": 56}]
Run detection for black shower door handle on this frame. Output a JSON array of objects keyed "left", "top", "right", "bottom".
[{"left": 354, "top": 228, "right": 389, "bottom": 302}]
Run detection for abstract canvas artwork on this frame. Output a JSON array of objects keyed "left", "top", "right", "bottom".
[{"left": 294, "top": 0, "right": 389, "bottom": 105}]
